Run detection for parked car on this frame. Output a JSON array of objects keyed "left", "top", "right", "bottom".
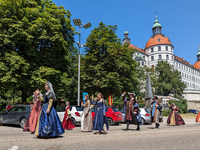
[
  {"left": 56, "top": 106, "right": 83, "bottom": 126},
  {"left": 0, "top": 105, "right": 31, "bottom": 128},
  {"left": 91, "top": 107, "right": 123, "bottom": 126},
  {"left": 120, "top": 108, "right": 151, "bottom": 125},
  {"left": 188, "top": 109, "right": 199, "bottom": 114}
]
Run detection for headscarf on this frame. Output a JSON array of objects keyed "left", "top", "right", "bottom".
[{"left": 47, "top": 81, "right": 56, "bottom": 100}]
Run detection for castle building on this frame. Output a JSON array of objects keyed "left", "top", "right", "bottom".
[{"left": 123, "top": 16, "right": 200, "bottom": 93}]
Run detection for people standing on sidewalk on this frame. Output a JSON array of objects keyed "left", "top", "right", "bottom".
[
  {"left": 122, "top": 91, "right": 142, "bottom": 131},
  {"left": 62, "top": 101, "right": 75, "bottom": 130},
  {"left": 34, "top": 81, "right": 64, "bottom": 138},
  {"left": 81, "top": 95, "right": 92, "bottom": 132},
  {"left": 91, "top": 93, "right": 109, "bottom": 134},
  {"left": 23, "top": 91, "right": 41, "bottom": 133},
  {"left": 151, "top": 96, "right": 163, "bottom": 128},
  {"left": 166, "top": 102, "right": 185, "bottom": 126},
  {"left": 6, "top": 103, "right": 12, "bottom": 110}
]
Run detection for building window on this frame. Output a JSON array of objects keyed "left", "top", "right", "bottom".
[
  {"left": 151, "top": 48, "right": 154, "bottom": 53},
  {"left": 171, "top": 56, "right": 173, "bottom": 61},
  {"left": 166, "top": 46, "right": 168, "bottom": 51},
  {"left": 158, "top": 46, "right": 161, "bottom": 51},
  {"left": 159, "top": 55, "right": 162, "bottom": 60},
  {"left": 142, "top": 61, "right": 144, "bottom": 66},
  {"left": 158, "top": 38, "right": 160, "bottom": 42},
  {"left": 152, "top": 65, "right": 154, "bottom": 70},
  {"left": 166, "top": 55, "right": 169, "bottom": 60},
  {"left": 151, "top": 56, "right": 154, "bottom": 61},
  {"left": 171, "top": 47, "right": 173, "bottom": 52}
]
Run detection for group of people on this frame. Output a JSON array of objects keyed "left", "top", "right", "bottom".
[{"left": 21, "top": 81, "right": 200, "bottom": 138}]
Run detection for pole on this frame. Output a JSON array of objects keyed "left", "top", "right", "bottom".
[{"left": 77, "top": 25, "right": 81, "bottom": 106}]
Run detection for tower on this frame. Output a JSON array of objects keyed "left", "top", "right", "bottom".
[{"left": 122, "top": 31, "right": 131, "bottom": 45}]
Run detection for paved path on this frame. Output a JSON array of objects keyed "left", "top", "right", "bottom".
[{"left": 1, "top": 121, "right": 200, "bottom": 150}]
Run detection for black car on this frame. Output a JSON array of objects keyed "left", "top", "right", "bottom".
[{"left": 0, "top": 105, "right": 31, "bottom": 128}]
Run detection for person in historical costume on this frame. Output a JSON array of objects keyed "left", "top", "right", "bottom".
[
  {"left": 166, "top": 102, "right": 185, "bottom": 126},
  {"left": 34, "top": 82, "right": 64, "bottom": 137},
  {"left": 23, "top": 92, "right": 41, "bottom": 133},
  {"left": 151, "top": 96, "right": 163, "bottom": 128},
  {"left": 122, "top": 91, "right": 142, "bottom": 130},
  {"left": 62, "top": 101, "right": 75, "bottom": 130},
  {"left": 91, "top": 93, "right": 109, "bottom": 134},
  {"left": 6, "top": 103, "right": 12, "bottom": 110},
  {"left": 81, "top": 95, "right": 93, "bottom": 132}
]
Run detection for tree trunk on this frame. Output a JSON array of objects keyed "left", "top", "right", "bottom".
[{"left": 22, "top": 88, "right": 27, "bottom": 103}]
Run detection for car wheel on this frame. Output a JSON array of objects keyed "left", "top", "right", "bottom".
[
  {"left": 0, "top": 117, "right": 3, "bottom": 126},
  {"left": 71, "top": 118, "right": 76, "bottom": 126},
  {"left": 142, "top": 118, "right": 145, "bottom": 125},
  {"left": 20, "top": 118, "right": 27, "bottom": 128},
  {"left": 107, "top": 118, "right": 113, "bottom": 126},
  {"left": 114, "top": 123, "right": 119, "bottom": 125}
]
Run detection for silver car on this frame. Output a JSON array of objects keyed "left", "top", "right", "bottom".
[
  {"left": 120, "top": 108, "right": 151, "bottom": 125},
  {"left": 0, "top": 105, "right": 31, "bottom": 128}
]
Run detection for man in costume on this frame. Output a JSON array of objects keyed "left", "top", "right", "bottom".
[
  {"left": 122, "top": 91, "right": 142, "bottom": 130},
  {"left": 151, "top": 96, "right": 163, "bottom": 128}
]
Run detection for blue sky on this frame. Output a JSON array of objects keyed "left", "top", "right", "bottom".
[{"left": 54, "top": 0, "right": 200, "bottom": 65}]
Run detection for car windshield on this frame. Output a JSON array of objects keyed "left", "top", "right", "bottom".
[
  {"left": 17, "top": 106, "right": 26, "bottom": 112},
  {"left": 145, "top": 109, "right": 150, "bottom": 114},
  {"left": 120, "top": 109, "right": 124, "bottom": 113},
  {"left": 76, "top": 107, "right": 84, "bottom": 111},
  {"left": 8, "top": 107, "right": 18, "bottom": 112},
  {"left": 112, "top": 107, "right": 119, "bottom": 112},
  {"left": 91, "top": 107, "right": 96, "bottom": 112}
]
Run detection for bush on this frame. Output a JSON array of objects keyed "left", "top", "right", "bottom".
[
  {"left": 168, "top": 99, "right": 187, "bottom": 114},
  {"left": 162, "top": 110, "right": 171, "bottom": 116}
]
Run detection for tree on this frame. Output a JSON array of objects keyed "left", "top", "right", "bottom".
[
  {"left": 155, "top": 60, "right": 186, "bottom": 97},
  {"left": 0, "top": 0, "right": 75, "bottom": 102},
  {"left": 81, "top": 22, "right": 140, "bottom": 99}
]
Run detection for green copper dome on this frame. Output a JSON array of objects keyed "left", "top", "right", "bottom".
[
  {"left": 124, "top": 31, "right": 129, "bottom": 34},
  {"left": 152, "top": 18, "right": 162, "bottom": 29},
  {"left": 197, "top": 47, "right": 200, "bottom": 55}
]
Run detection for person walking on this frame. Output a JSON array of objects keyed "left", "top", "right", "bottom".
[
  {"left": 81, "top": 95, "right": 93, "bottom": 132},
  {"left": 34, "top": 81, "right": 64, "bottom": 138},
  {"left": 166, "top": 102, "right": 185, "bottom": 126},
  {"left": 91, "top": 93, "right": 109, "bottom": 134},
  {"left": 151, "top": 96, "right": 163, "bottom": 128},
  {"left": 62, "top": 101, "right": 75, "bottom": 130}
]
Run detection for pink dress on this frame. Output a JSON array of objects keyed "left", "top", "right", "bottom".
[{"left": 23, "top": 100, "right": 41, "bottom": 132}]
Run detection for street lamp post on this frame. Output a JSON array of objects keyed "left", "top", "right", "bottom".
[{"left": 73, "top": 19, "right": 92, "bottom": 106}]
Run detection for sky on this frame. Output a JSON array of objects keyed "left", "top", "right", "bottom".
[{"left": 54, "top": 0, "right": 200, "bottom": 65}]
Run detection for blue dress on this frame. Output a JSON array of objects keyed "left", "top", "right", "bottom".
[
  {"left": 92, "top": 99, "right": 109, "bottom": 131},
  {"left": 35, "top": 92, "right": 64, "bottom": 137},
  {"left": 134, "top": 103, "right": 142, "bottom": 126}
]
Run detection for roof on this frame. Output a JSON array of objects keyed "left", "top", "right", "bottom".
[
  {"left": 174, "top": 55, "right": 193, "bottom": 67},
  {"left": 129, "top": 44, "right": 147, "bottom": 55},
  {"left": 145, "top": 34, "right": 172, "bottom": 49},
  {"left": 152, "top": 18, "right": 162, "bottom": 29},
  {"left": 193, "top": 61, "right": 200, "bottom": 70},
  {"left": 197, "top": 47, "right": 200, "bottom": 55},
  {"left": 124, "top": 31, "right": 128, "bottom": 34}
]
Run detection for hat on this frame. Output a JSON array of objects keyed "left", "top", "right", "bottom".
[
  {"left": 152, "top": 96, "right": 158, "bottom": 100},
  {"left": 128, "top": 92, "right": 135, "bottom": 97}
]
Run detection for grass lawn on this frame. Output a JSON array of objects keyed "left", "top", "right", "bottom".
[{"left": 180, "top": 113, "right": 198, "bottom": 119}]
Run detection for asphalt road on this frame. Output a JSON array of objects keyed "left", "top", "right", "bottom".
[{"left": 1, "top": 121, "right": 200, "bottom": 150}]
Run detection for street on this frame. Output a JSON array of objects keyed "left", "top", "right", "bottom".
[{"left": 1, "top": 118, "right": 200, "bottom": 150}]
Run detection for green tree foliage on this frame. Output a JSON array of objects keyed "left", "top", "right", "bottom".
[
  {"left": 155, "top": 60, "right": 186, "bottom": 96},
  {"left": 81, "top": 22, "right": 140, "bottom": 99},
  {"left": 168, "top": 99, "right": 188, "bottom": 114},
  {"left": 0, "top": 0, "right": 75, "bottom": 102}
]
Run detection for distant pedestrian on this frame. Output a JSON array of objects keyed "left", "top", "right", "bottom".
[
  {"left": 16, "top": 100, "right": 21, "bottom": 105},
  {"left": 166, "top": 102, "right": 185, "bottom": 126},
  {"left": 81, "top": 95, "right": 92, "bottom": 132},
  {"left": 6, "top": 103, "right": 12, "bottom": 110},
  {"left": 91, "top": 93, "right": 109, "bottom": 134},
  {"left": 151, "top": 96, "right": 163, "bottom": 128},
  {"left": 62, "top": 101, "right": 75, "bottom": 130}
]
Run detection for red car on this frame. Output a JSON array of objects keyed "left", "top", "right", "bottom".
[{"left": 91, "top": 107, "right": 123, "bottom": 125}]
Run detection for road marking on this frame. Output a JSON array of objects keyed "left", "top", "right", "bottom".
[{"left": 0, "top": 128, "right": 200, "bottom": 142}]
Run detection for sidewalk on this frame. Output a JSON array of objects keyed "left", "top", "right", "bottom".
[{"left": 163, "top": 117, "right": 197, "bottom": 124}]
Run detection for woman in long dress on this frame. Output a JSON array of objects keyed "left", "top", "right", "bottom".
[
  {"left": 62, "top": 101, "right": 75, "bottom": 130},
  {"left": 23, "top": 91, "right": 41, "bottom": 133},
  {"left": 167, "top": 102, "right": 185, "bottom": 126},
  {"left": 195, "top": 103, "right": 200, "bottom": 122},
  {"left": 91, "top": 93, "right": 109, "bottom": 134},
  {"left": 34, "top": 82, "right": 64, "bottom": 137},
  {"left": 81, "top": 95, "right": 93, "bottom": 132}
]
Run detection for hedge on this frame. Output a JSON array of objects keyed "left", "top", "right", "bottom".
[{"left": 168, "top": 99, "right": 187, "bottom": 114}]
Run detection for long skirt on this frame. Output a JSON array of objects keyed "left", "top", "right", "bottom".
[
  {"left": 196, "top": 112, "right": 200, "bottom": 122},
  {"left": 167, "top": 111, "right": 185, "bottom": 126},
  {"left": 81, "top": 111, "right": 93, "bottom": 132},
  {"left": 62, "top": 118, "right": 75, "bottom": 130},
  {"left": 93, "top": 108, "right": 109, "bottom": 131},
  {"left": 23, "top": 101, "right": 41, "bottom": 132},
  {"left": 35, "top": 104, "right": 64, "bottom": 137}
]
